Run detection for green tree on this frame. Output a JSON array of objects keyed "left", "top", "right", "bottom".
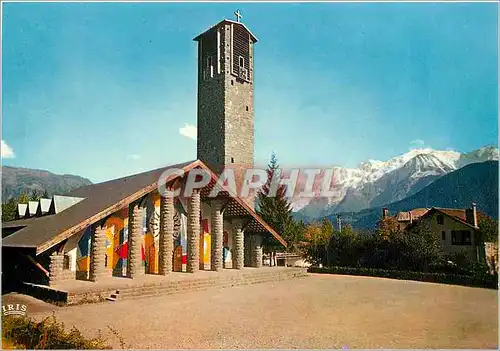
[
  {"left": 2, "top": 197, "right": 17, "bottom": 222},
  {"left": 321, "top": 218, "right": 334, "bottom": 265},
  {"left": 443, "top": 250, "right": 488, "bottom": 276},
  {"left": 328, "top": 224, "right": 360, "bottom": 267},
  {"left": 303, "top": 222, "right": 331, "bottom": 266},
  {"left": 282, "top": 219, "right": 306, "bottom": 253},
  {"left": 391, "top": 221, "right": 444, "bottom": 272},
  {"left": 321, "top": 218, "right": 334, "bottom": 238},
  {"left": 376, "top": 216, "right": 401, "bottom": 239},
  {"left": 478, "top": 214, "right": 498, "bottom": 243},
  {"left": 257, "top": 153, "right": 295, "bottom": 252}
]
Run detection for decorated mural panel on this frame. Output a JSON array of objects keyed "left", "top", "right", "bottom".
[
  {"left": 200, "top": 202, "right": 212, "bottom": 269},
  {"left": 144, "top": 194, "right": 160, "bottom": 273},
  {"left": 76, "top": 208, "right": 129, "bottom": 278},
  {"left": 223, "top": 221, "right": 234, "bottom": 265},
  {"left": 76, "top": 226, "right": 92, "bottom": 279},
  {"left": 75, "top": 193, "right": 219, "bottom": 278},
  {"left": 176, "top": 197, "right": 190, "bottom": 271},
  {"left": 105, "top": 208, "right": 129, "bottom": 275},
  {"left": 142, "top": 193, "right": 187, "bottom": 273}
]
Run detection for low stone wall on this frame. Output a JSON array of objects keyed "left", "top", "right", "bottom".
[
  {"left": 59, "top": 270, "right": 76, "bottom": 281},
  {"left": 22, "top": 283, "right": 68, "bottom": 304},
  {"left": 49, "top": 270, "right": 76, "bottom": 287},
  {"left": 67, "top": 268, "right": 308, "bottom": 306},
  {"left": 49, "top": 254, "right": 76, "bottom": 287}
]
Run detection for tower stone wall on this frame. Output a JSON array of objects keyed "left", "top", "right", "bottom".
[
  {"left": 196, "top": 26, "right": 226, "bottom": 173},
  {"left": 222, "top": 23, "right": 254, "bottom": 170},
  {"left": 196, "top": 21, "right": 255, "bottom": 178}
]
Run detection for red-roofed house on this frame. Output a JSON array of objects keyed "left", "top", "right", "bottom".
[{"left": 382, "top": 203, "right": 486, "bottom": 262}]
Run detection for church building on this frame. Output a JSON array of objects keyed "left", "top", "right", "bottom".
[{"left": 2, "top": 15, "right": 287, "bottom": 293}]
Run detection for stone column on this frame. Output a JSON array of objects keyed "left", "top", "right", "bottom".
[
  {"left": 158, "top": 194, "right": 174, "bottom": 275},
  {"left": 127, "top": 203, "right": 144, "bottom": 278},
  {"left": 89, "top": 225, "right": 107, "bottom": 282},
  {"left": 210, "top": 201, "right": 224, "bottom": 271},
  {"left": 48, "top": 253, "right": 64, "bottom": 286},
  {"left": 233, "top": 221, "right": 245, "bottom": 270},
  {"left": 187, "top": 190, "right": 201, "bottom": 273},
  {"left": 251, "top": 235, "right": 263, "bottom": 268}
]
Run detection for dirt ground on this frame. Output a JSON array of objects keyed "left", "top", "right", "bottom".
[{"left": 4, "top": 274, "right": 498, "bottom": 349}]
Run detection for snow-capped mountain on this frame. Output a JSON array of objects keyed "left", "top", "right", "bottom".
[{"left": 294, "top": 146, "right": 498, "bottom": 220}]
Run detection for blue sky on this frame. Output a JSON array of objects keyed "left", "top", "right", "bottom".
[{"left": 2, "top": 2, "right": 498, "bottom": 182}]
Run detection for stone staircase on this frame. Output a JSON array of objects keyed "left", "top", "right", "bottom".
[
  {"left": 105, "top": 291, "right": 120, "bottom": 302},
  {"left": 67, "top": 268, "right": 308, "bottom": 305}
]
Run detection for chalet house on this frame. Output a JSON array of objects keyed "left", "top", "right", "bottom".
[{"left": 382, "top": 203, "right": 486, "bottom": 262}]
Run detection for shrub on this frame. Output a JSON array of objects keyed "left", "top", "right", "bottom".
[
  {"left": 2, "top": 314, "right": 112, "bottom": 349},
  {"left": 303, "top": 218, "right": 492, "bottom": 277},
  {"left": 302, "top": 222, "right": 331, "bottom": 266},
  {"left": 388, "top": 222, "right": 444, "bottom": 272},
  {"left": 308, "top": 266, "right": 498, "bottom": 289},
  {"left": 436, "top": 250, "right": 490, "bottom": 276}
]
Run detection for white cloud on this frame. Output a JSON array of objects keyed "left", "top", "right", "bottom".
[
  {"left": 409, "top": 139, "right": 428, "bottom": 150},
  {"left": 179, "top": 123, "right": 197, "bottom": 140},
  {"left": 410, "top": 139, "right": 425, "bottom": 147},
  {"left": 1, "top": 140, "right": 15, "bottom": 159},
  {"left": 129, "top": 154, "right": 141, "bottom": 160}
]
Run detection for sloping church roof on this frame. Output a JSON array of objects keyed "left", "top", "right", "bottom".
[{"left": 3, "top": 160, "right": 286, "bottom": 255}]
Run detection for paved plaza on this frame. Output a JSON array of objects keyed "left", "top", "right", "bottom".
[{"left": 5, "top": 274, "right": 498, "bottom": 349}]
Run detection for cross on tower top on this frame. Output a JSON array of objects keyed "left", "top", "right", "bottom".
[{"left": 234, "top": 10, "right": 242, "bottom": 23}]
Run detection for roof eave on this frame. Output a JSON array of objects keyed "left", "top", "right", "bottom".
[{"left": 34, "top": 160, "right": 200, "bottom": 255}]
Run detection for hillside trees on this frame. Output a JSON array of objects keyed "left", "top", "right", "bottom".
[{"left": 1, "top": 198, "right": 17, "bottom": 222}]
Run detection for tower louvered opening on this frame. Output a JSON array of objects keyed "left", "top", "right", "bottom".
[{"left": 232, "top": 24, "right": 250, "bottom": 80}]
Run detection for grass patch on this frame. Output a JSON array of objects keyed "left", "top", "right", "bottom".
[{"left": 2, "top": 314, "right": 114, "bottom": 349}]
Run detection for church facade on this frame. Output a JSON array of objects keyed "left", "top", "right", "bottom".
[{"left": 2, "top": 16, "right": 286, "bottom": 291}]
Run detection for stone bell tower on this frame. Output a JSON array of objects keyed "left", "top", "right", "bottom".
[{"left": 194, "top": 12, "right": 257, "bottom": 184}]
